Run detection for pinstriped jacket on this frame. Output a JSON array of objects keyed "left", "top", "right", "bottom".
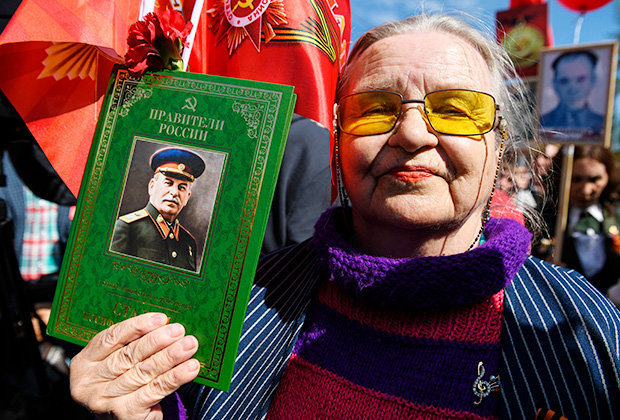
[{"left": 180, "top": 239, "right": 620, "bottom": 420}]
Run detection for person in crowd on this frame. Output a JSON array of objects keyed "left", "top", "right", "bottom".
[
  {"left": 540, "top": 50, "right": 604, "bottom": 134},
  {"left": 557, "top": 145, "right": 620, "bottom": 295},
  {"left": 491, "top": 161, "right": 525, "bottom": 226},
  {"left": 110, "top": 148, "right": 205, "bottom": 272},
  {"left": 530, "top": 144, "right": 562, "bottom": 260},
  {"left": 512, "top": 155, "right": 542, "bottom": 211},
  {"left": 0, "top": 105, "right": 76, "bottom": 325},
  {"left": 531, "top": 144, "right": 559, "bottom": 215},
  {"left": 68, "top": 13, "right": 620, "bottom": 420},
  {"left": 498, "top": 162, "right": 514, "bottom": 194},
  {"left": 261, "top": 114, "right": 332, "bottom": 254},
  {"left": 0, "top": 146, "right": 73, "bottom": 297},
  {"left": 533, "top": 144, "right": 559, "bottom": 190},
  {"left": 0, "top": 115, "right": 92, "bottom": 418}
]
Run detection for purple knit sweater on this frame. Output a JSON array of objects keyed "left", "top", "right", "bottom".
[
  {"left": 267, "top": 208, "right": 532, "bottom": 419},
  {"left": 312, "top": 207, "right": 531, "bottom": 310}
]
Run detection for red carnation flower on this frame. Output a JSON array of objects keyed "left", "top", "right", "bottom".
[{"left": 125, "top": 9, "right": 193, "bottom": 78}]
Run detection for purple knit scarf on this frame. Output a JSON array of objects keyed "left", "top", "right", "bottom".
[{"left": 312, "top": 207, "right": 532, "bottom": 310}]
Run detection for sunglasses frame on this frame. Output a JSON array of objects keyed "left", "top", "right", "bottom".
[{"left": 337, "top": 88, "right": 501, "bottom": 137}]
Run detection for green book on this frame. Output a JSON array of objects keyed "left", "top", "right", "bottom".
[{"left": 46, "top": 67, "right": 296, "bottom": 391}]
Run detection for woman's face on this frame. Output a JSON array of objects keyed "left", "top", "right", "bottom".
[
  {"left": 338, "top": 32, "right": 499, "bottom": 241},
  {"left": 570, "top": 157, "right": 609, "bottom": 208}
]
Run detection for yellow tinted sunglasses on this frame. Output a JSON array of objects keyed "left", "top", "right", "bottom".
[{"left": 337, "top": 89, "right": 500, "bottom": 137}]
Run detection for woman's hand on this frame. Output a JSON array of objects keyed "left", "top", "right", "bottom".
[{"left": 70, "top": 312, "right": 200, "bottom": 420}]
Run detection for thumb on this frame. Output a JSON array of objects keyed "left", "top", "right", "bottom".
[{"left": 143, "top": 404, "right": 163, "bottom": 420}]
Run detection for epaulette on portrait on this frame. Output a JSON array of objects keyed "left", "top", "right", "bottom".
[
  {"left": 119, "top": 209, "right": 149, "bottom": 223},
  {"left": 179, "top": 224, "right": 196, "bottom": 240}
]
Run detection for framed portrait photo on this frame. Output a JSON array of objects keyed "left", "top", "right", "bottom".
[
  {"left": 109, "top": 139, "right": 226, "bottom": 274},
  {"left": 537, "top": 41, "right": 618, "bottom": 146}
]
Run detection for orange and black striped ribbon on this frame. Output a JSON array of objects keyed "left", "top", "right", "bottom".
[{"left": 535, "top": 408, "right": 568, "bottom": 420}]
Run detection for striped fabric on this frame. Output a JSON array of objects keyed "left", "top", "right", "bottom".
[
  {"left": 181, "top": 239, "right": 322, "bottom": 419},
  {"left": 500, "top": 257, "right": 620, "bottom": 419},
  {"left": 180, "top": 244, "right": 620, "bottom": 420}
]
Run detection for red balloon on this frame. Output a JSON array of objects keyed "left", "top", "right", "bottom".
[
  {"left": 510, "top": 0, "right": 545, "bottom": 7},
  {"left": 557, "top": 0, "right": 612, "bottom": 13}
]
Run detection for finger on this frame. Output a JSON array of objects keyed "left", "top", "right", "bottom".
[
  {"left": 114, "top": 334, "right": 199, "bottom": 391},
  {"left": 144, "top": 404, "right": 163, "bottom": 420},
  {"left": 131, "top": 358, "right": 201, "bottom": 410},
  {"left": 85, "top": 313, "right": 169, "bottom": 361},
  {"left": 101, "top": 323, "right": 188, "bottom": 379},
  {"left": 71, "top": 334, "right": 198, "bottom": 418},
  {"left": 105, "top": 334, "right": 198, "bottom": 396},
  {"left": 110, "top": 360, "right": 199, "bottom": 420}
]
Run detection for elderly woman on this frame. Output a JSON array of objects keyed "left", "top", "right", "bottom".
[{"left": 69, "top": 13, "right": 620, "bottom": 420}]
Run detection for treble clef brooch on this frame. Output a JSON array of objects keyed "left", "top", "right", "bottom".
[{"left": 473, "top": 361, "right": 501, "bottom": 406}]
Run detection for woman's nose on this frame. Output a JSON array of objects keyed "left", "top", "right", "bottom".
[
  {"left": 583, "top": 183, "right": 595, "bottom": 197},
  {"left": 387, "top": 105, "right": 438, "bottom": 152}
]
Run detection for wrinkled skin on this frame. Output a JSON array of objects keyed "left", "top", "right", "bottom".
[
  {"left": 70, "top": 313, "right": 200, "bottom": 420},
  {"left": 148, "top": 174, "right": 192, "bottom": 223},
  {"left": 338, "top": 32, "right": 499, "bottom": 258}
]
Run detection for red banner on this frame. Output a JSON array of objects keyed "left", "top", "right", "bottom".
[
  {"left": 496, "top": 3, "right": 551, "bottom": 79},
  {"left": 188, "top": 0, "right": 351, "bottom": 134},
  {"left": 0, "top": 0, "right": 349, "bottom": 196},
  {"left": 0, "top": 0, "right": 142, "bottom": 195}
]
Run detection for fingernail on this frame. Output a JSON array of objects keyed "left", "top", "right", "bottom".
[
  {"left": 151, "top": 313, "right": 168, "bottom": 326},
  {"left": 187, "top": 359, "right": 200, "bottom": 372},
  {"left": 167, "top": 323, "right": 184, "bottom": 337},
  {"left": 181, "top": 335, "right": 198, "bottom": 351}
]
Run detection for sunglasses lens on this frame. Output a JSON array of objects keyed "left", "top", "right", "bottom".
[
  {"left": 424, "top": 90, "right": 496, "bottom": 135},
  {"left": 338, "top": 92, "right": 402, "bottom": 135},
  {"left": 338, "top": 90, "right": 497, "bottom": 136}
]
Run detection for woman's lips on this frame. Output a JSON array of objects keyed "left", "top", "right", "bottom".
[{"left": 387, "top": 166, "right": 435, "bottom": 182}]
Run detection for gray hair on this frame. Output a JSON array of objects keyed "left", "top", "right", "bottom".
[{"left": 336, "top": 12, "right": 545, "bottom": 237}]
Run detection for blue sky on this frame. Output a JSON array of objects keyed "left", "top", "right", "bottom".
[{"left": 350, "top": 0, "right": 619, "bottom": 47}]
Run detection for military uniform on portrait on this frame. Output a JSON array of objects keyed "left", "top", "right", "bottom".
[
  {"left": 539, "top": 49, "right": 605, "bottom": 134},
  {"left": 540, "top": 104, "right": 604, "bottom": 133},
  {"left": 110, "top": 147, "right": 205, "bottom": 272},
  {"left": 111, "top": 202, "right": 197, "bottom": 271}
]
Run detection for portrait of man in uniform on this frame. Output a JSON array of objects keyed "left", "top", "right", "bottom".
[
  {"left": 110, "top": 146, "right": 208, "bottom": 272},
  {"left": 540, "top": 50, "right": 603, "bottom": 132},
  {"left": 538, "top": 42, "right": 616, "bottom": 145}
]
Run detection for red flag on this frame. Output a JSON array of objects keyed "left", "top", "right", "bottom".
[
  {"left": 189, "top": 0, "right": 351, "bottom": 137},
  {"left": 496, "top": 3, "right": 552, "bottom": 79},
  {"left": 0, "top": 0, "right": 142, "bottom": 195},
  {"left": 0, "top": 0, "right": 348, "bottom": 197}
]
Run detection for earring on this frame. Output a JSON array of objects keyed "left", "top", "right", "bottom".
[{"left": 333, "top": 127, "right": 350, "bottom": 210}]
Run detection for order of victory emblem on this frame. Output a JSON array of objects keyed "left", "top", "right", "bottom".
[
  {"left": 208, "top": 0, "right": 346, "bottom": 64},
  {"left": 224, "top": 0, "right": 270, "bottom": 27},
  {"left": 209, "top": 0, "right": 287, "bottom": 53}
]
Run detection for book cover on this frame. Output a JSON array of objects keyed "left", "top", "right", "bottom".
[{"left": 47, "top": 66, "right": 296, "bottom": 391}]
